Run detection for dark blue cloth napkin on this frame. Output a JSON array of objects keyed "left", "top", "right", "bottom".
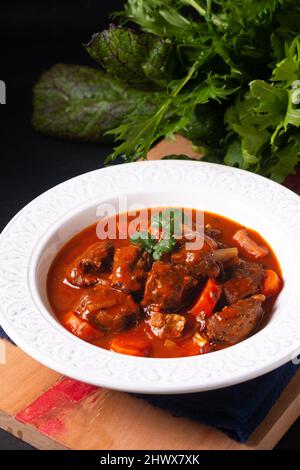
[
  {"left": 0, "top": 325, "right": 13, "bottom": 343},
  {"left": 1, "top": 324, "right": 298, "bottom": 443},
  {"left": 137, "top": 362, "right": 298, "bottom": 443}
]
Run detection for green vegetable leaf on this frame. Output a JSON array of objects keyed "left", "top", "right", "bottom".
[
  {"left": 151, "top": 208, "right": 187, "bottom": 236},
  {"left": 107, "top": 68, "right": 238, "bottom": 162},
  {"left": 32, "top": 64, "right": 157, "bottom": 142},
  {"left": 130, "top": 231, "right": 156, "bottom": 254},
  {"left": 152, "top": 238, "right": 177, "bottom": 261},
  {"left": 272, "top": 37, "right": 300, "bottom": 85},
  {"left": 32, "top": 0, "right": 300, "bottom": 182},
  {"left": 284, "top": 88, "right": 300, "bottom": 128},
  {"left": 106, "top": 60, "right": 200, "bottom": 161},
  {"left": 122, "top": 0, "right": 280, "bottom": 39},
  {"left": 224, "top": 76, "right": 300, "bottom": 172},
  {"left": 268, "top": 133, "right": 300, "bottom": 182},
  {"left": 224, "top": 140, "right": 244, "bottom": 167},
  {"left": 226, "top": 80, "right": 287, "bottom": 133},
  {"left": 130, "top": 208, "right": 184, "bottom": 260},
  {"left": 130, "top": 230, "right": 177, "bottom": 260},
  {"left": 121, "top": 0, "right": 202, "bottom": 40},
  {"left": 234, "top": 123, "right": 270, "bottom": 169},
  {"left": 85, "top": 25, "right": 174, "bottom": 90}
]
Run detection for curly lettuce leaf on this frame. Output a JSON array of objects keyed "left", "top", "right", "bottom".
[
  {"left": 268, "top": 133, "right": 300, "bottom": 181},
  {"left": 122, "top": 0, "right": 285, "bottom": 77},
  {"left": 85, "top": 25, "right": 174, "bottom": 90},
  {"left": 107, "top": 68, "right": 238, "bottom": 162},
  {"left": 224, "top": 140, "right": 244, "bottom": 167},
  {"left": 32, "top": 0, "right": 300, "bottom": 182},
  {"left": 121, "top": 0, "right": 204, "bottom": 41},
  {"left": 226, "top": 81, "right": 287, "bottom": 132},
  {"left": 122, "top": 0, "right": 281, "bottom": 38},
  {"left": 272, "top": 37, "right": 300, "bottom": 85},
  {"left": 32, "top": 64, "right": 156, "bottom": 142},
  {"left": 225, "top": 71, "right": 300, "bottom": 180}
]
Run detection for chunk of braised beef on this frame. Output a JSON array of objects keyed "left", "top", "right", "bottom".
[
  {"left": 171, "top": 239, "right": 220, "bottom": 279},
  {"left": 206, "top": 294, "right": 265, "bottom": 345},
  {"left": 74, "top": 282, "right": 140, "bottom": 333},
  {"left": 142, "top": 261, "right": 197, "bottom": 311},
  {"left": 223, "top": 260, "right": 264, "bottom": 304},
  {"left": 221, "top": 256, "right": 240, "bottom": 270},
  {"left": 110, "top": 244, "right": 151, "bottom": 293},
  {"left": 148, "top": 310, "right": 186, "bottom": 338},
  {"left": 204, "top": 224, "right": 222, "bottom": 241},
  {"left": 67, "top": 241, "right": 114, "bottom": 288}
]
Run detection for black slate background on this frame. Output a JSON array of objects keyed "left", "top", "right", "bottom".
[{"left": 0, "top": 0, "right": 299, "bottom": 450}]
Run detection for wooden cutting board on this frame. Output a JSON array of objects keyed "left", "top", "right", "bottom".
[
  {"left": 0, "top": 136, "right": 300, "bottom": 450},
  {"left": 1, "top": 340, "right": 300, "bottom": 450}
]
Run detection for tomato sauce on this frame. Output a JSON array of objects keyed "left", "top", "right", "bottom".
[{"left": 47, "top": 209, "right": 282, "bottom": 358}]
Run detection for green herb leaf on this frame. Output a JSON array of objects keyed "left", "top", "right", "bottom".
[
  {"left": 130, "top": 209, "right": 184, "bottom": 260},
  {"left": 85, "top": 25, "right": 174, "bottom": 90},
  {"left": 32, "top": 64, "right": 157, "bottom": 142},
  {"left": 224, "top": 140, "right": 244, "bottom": 167},
  {"left": 272, "top": 45, "right": 300, "bottom": 85},
  {"left": 268, "top": 133, "right": 300, "bottom": 181},
  {"left": 106, "top": 69, "right": 238, "bottom": 162},
  {"left": 224, "top": 74, "right": 300, "bottom": 175},
  {"left": 33, "top": 1, "right": 300, "bottom": 182},
  {"left": 130, "top": 231, "right": 156, "bottom": 254},
  {"left": 152, "top": 237, "right": 177, "bottom": 261}
]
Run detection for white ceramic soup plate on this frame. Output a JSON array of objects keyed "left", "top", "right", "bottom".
[{"left": 0, "top": 161, "right": 300, "bottom": 394}]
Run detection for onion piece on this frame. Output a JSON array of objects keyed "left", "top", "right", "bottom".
[
  {"left": 212, "top": 247, "right": 238, "bottom": 262},
  {"left": 233, "top": 229, "right": 269, "bottom": 259},
  {"left": 193, "top": 331, "right": 208, "bottom": 347}
]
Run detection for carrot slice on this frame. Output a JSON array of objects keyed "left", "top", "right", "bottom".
[
  {"left": 261, "top": 269, "right": 282, "bottom": 296},
  {"left": 110, "top": 333, "right": 152, "bottom": 357},
  {"left": 180, "top": 336, "right": 213, "bottom": 356},
  {"left": 163, "top": 338, "right": 201, "bottom": 357},
  {"left": 189, "top": 278, "right": 222, "bottom": 318},
  {"left": 162, "top": 339, "right": 185, "bottom": 357},
  {"left": 233, "top": 229, "right": 269, "bottom": 259},
  {"left": 180, "top": 337, "right": 203, "bottom": 356},
  {"left": 63, "top": 312, "right": 104, "bottom": 341}
]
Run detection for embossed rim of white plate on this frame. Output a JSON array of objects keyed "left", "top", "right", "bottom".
[{"left": 0, "top": 160, "right": 300, "bottom": 394}]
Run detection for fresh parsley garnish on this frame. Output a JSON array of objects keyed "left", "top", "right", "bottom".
[
  {"left": 130, "top": 231, "right": 156, "bottom": 255},
  {"left": 130, "top": 209, "right": 186, "bottom": 260}
]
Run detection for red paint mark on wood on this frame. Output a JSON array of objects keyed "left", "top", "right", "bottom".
[
  {"left": 16, "top": 377, "right": 99, "bottom": 437},
  {"left": 51, "top": 377, "right": 98, "bottom": 402},
  {"left": 38, "top": 417, "right": 65, "bottom": 436}
]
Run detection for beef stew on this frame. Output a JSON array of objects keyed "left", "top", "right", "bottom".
[{"left": 47, "top": 208, "right": 282, "bottom": 358}]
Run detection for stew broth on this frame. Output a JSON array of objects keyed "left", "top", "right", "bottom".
[{"left": 47, "top": 209, "right": 282, "bottom": 358}]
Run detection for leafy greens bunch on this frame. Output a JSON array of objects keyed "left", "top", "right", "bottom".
[{"left": 33, "top": 0, "right": 300, "bottom": 182}]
